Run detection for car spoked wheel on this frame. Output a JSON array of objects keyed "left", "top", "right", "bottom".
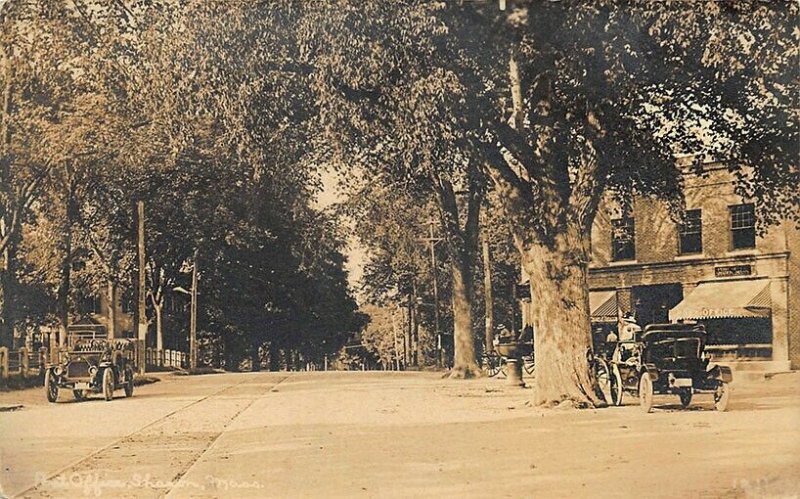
[
  {"left": 124, "top": 367, "right": 134, "bottom": 397},
  {"left": 639, "top": 374, "right": 654, "bottom": 413},
  {"left": 45, "top": 369, "right": 59, "bottom": 403},
  {"left": 679, "top": 389, "right": 693, "bottom": 408},
  {"left": 102, "top": 368, "right": 114, "bottom": 401},
  {"left": 714, "top": 382, "right": 730, "bottom": 412}
]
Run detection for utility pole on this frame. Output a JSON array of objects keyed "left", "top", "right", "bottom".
[
  {"left": 392, "top": 310, "right": 400, "bottom": 371},
  {"left": 419, "top": 219, "right": 444, "bottom": 367},
  {"left": 0, "top": 41, "right": 14, "bottom": 350},
  {"left": 136, "top": 200, "right": 147, "bottom": 374},
  {"left": 189, "top": 248, "right": 198, "bottom": 370},
  {"left": 406, "top": 290, "right": 414, "bottom": 367},
  {"left": 482, "top": 235, "right": 494, "bottom": 353}
]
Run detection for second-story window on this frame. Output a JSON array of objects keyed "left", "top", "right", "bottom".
[
  {"left": 612, "top": 217, "right": 636, "bottom": 261},
  {"left": 679, "top": 209, "right": 703, "bottom": 255},
  {"left": 730, "top": 203, "right": 756, "bottom": 250}
]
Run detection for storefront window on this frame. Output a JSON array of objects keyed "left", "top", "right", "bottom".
[
  {"left": 612, "top": 217, "right": 635, "bottom": 261},
  {"left": 730, "top": 203, "right": 756, "bottom": 250},
  {"left": 679, "top": 209, "right": 703, "bottom": 254}
]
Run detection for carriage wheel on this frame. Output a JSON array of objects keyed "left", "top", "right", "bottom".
[
  {"left": 523, "top": 356, "right": 535, "bottom": 375},
  {"left": 679, "top": 389, "right": 693, "bottom": 408},
  {"left": 714, "top": 382, "right": 730, "bottom": 412},
  {"left": 102, "top": 368, "right": 114, "bottom": 401},
  {"left": 639, "top": 374, "right": 654, "bottom": 413},
  {"left": 482, "top": 353, "right": 502, "bottom": 378},
  {"left": 610, "top": 363, "right": 623, "bottom": 406},
  {"left": 593, "top": 358, "right": 612, "bottom": 404},
  {"left": 45, "top": 369, "right": 59, "bottom": 403}
]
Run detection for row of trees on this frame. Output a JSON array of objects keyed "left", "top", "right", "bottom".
[
  {"left": 1, "top": 1, "right": 795, "bottom": 404},
  {"left": 309, "top": 0, "right": 797, "bottom": 404},
  {"left": 0, "top": 1, "right": 365, "bottom": 367}
]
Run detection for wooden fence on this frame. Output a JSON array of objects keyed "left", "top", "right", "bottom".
[
  {"left": 0, "top": 347, "right": 48, "bottom": 380},
  {"left": 145, "top": 348, "right": 188, "bottom": 369}
]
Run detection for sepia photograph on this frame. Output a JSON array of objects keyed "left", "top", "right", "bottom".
[{"left": 0, "top": 0, "right": 798, "bottom": 497}]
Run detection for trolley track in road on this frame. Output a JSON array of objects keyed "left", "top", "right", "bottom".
[{"left": 15, "top": 374, "right": 291, "bottom": 498}]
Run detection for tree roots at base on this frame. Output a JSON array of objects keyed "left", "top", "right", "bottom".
[{"left": 446, "top": 365, "right": 482, "bottom": 379}]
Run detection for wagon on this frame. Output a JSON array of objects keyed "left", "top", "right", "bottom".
[
  {"left": 482, "top": 340, "right": 535, "bottom": 378},
  {"left": 605, "top": 323, "right": 732, "bottom": 412},
  {"left": 45, "top": 337, "right": 137, "bottom": 402}
]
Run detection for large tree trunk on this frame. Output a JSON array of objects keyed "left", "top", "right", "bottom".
[
  {"left": 449, "top": 258, "right": 479, "bottom": 378},
  {"left": 57, "top": 185, "right": 75, "bottom": 349},
  {"left": 268, "top": 342, "right": 280, "bottom": 371},
  {"left": 106, "top": 281, "right": 116, "bottom": 339},
  {"left": 482, "top": 236, "right": 494, "bottom": 354},
  {"left": 521, "top": 224, "right": 603, "bottom": 408},
  {"left": 0, "top": 240, "right": 17, "bottom": 349},
  {"left": 251, "top": 336, "right": 262, "bottom": 372},
  {"left": 154, "top": 301, "right": 163, "bottom": 351}
]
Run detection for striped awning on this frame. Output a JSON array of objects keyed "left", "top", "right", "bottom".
[
  {"left": 590, "top": 291, "right": 618, "bottom": 322},
  {"left": 669, "top": 280, "right": 772, "bottom": 321}
]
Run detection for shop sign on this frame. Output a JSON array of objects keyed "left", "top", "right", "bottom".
[
  {"left": 715, "top": 265, "right": 752, "bottom": 278},
  {"left": 701, "top": 307, "right": 737, "bottom": 317}
]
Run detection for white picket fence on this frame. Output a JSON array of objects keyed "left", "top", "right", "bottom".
[{"left": 145, "top": 348, "right": 188, "bottom": 369}]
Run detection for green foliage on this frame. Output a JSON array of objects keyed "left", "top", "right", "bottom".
[{"left": 0, "top": 0, "right": 364, "bottom": 365}]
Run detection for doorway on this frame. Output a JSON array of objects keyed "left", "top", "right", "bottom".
[{"left": 632, "top": 284, "right": 684, "bottom": 327}]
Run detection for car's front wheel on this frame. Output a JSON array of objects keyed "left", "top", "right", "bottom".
[
  {"left": 45, "top": 369, "right": 59, "bottom": 403},
  {"left": 124, "top": 367, "right": 134, "bottom": 397},
  {"left": 679, "top": 389, "right": 693, "bottom": 408},
  {"left": 639, "top": 374, "right": 654, "bottom": 413},
  {"left": 102, "top": 368, "right": 114, "bottom": 401},
  {"left": 714, "top": 382, "right": 730, "bottom": 412}
]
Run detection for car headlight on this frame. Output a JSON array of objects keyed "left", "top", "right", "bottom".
[
  {"left": 89, "top": 366, "right": 98, "bottom": 376},
  {"left": 54, "top": 366, "right": 63, "bottom": 376}
]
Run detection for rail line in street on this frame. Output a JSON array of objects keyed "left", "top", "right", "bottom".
[{"left": 14, "top": 374, "right": 290, "bottom": 498}]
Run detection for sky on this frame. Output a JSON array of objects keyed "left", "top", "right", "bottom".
[{"left": 316, "top": 169, "right": 367, "bottom": 295}]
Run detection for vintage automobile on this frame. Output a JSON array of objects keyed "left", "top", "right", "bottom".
[
  {"left": 604, "top": 323, "right": 732, "bottom": 412},
  {"left": 45, "top": 337, "right": 137, "bottom": 402}
]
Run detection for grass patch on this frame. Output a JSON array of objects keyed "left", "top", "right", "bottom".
[{"left": 0, "top": 374, "right": 44, "bottom": 391}]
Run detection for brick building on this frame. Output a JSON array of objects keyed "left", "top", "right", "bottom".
[{"left": 585, "top": 161, "right": 799, "bottom": 370}]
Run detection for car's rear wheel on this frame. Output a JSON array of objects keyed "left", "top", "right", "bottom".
[
  {"left": 714, "top": 382, "right": 730, "bottom": 412},
  {"left": 102, "top": 368, "right": 114, "bottom": 401},
  {"left": 45, "top": 369, "right": 59, "bottom": 403},
  {"left": 124, "top": 367, "right": 134, "bottom": 397},
  {"left": 639, "top": 374, "right": 654, "bottom": 413},
  {"left": 73, "top": 390, "right": 87, "bottom": 401},
  {"left": 679, "top": 389, "right": 693, "bottom": 408}
]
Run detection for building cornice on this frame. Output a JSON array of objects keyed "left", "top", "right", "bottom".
[{"left": 589, "top": 251, "right": 790, "bottom": 276}]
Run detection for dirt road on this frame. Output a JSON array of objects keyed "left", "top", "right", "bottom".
[{"left": 1, "top": 371, "right": 798, "bottom": 498}]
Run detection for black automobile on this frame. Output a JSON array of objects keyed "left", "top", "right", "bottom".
[
  {"left": 45, "top": 338, "right": 136, "bottom": 402},
  {"left": 605, "top": 323, "right": 732, "bottom": 412}
]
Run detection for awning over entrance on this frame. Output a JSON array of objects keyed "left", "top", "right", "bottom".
[
  {"left": 669, "top": 280, "right": 772, "bottom": 321},
  {"left": 590, "top": 290, "right": 617, "bottom": 322}
]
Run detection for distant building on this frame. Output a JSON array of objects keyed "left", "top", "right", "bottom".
[
  {"left": 76, "top": 285, "right": 134, "bottom": 339},
  {"left": 585, "top": 160, "right": 799, "bottom": 370}
]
